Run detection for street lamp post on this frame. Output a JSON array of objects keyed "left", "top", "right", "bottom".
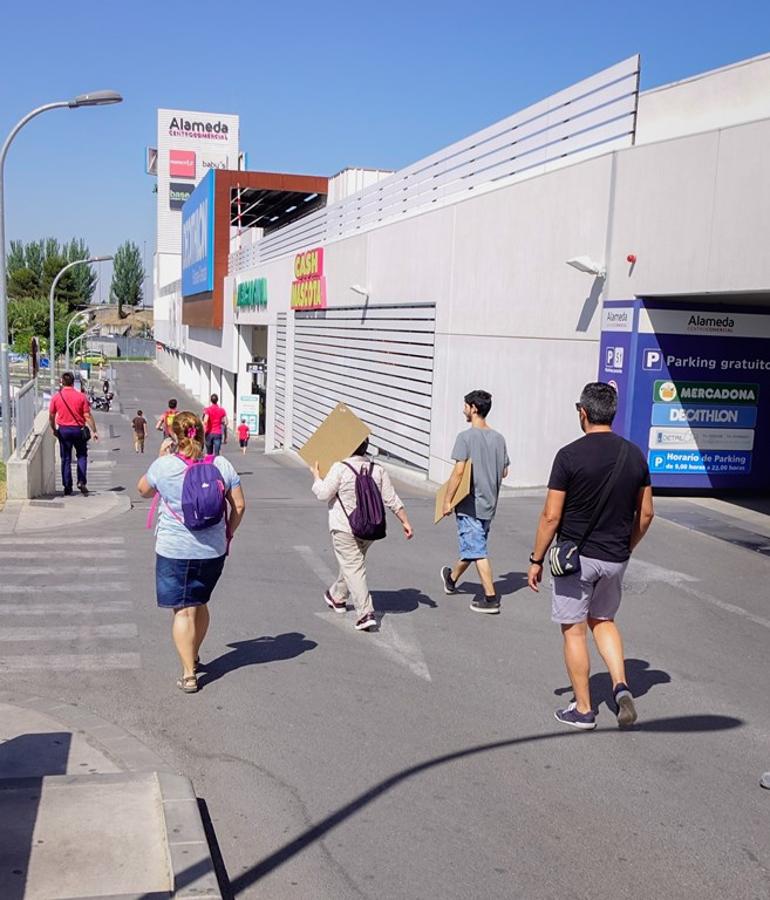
[
  {"left": 0, "top": 89, "right": 122, "bottom": 459},
  {"left": 49, "top": 255, "right": 112, "bottom": 390},
  {"left": 64, "top": 310, "right": 90, "bottom": 372}
]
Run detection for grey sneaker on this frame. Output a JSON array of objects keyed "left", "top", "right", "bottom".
[
  {"left": 614, "top": 684, "right": 637, "bottom": 728},
  {"left": 440, "top": 566, "right": 458, "bottom": 594},
  {"left": 554, "top": 701, "right": 596, "bottom": 730},
  {"left": 760, "top": 772, "right": 770, "bottom": 790},
  {"left": 469, "top": 596, "right": 500, "bottom": 614}
]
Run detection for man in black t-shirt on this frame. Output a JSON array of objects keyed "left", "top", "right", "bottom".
[{"left": 527, "top": 383, "right": 654, "bottom": 731}]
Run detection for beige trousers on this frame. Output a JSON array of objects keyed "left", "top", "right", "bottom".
[{"left": 329, "top": 531, "right": 374, "bottom": 618}]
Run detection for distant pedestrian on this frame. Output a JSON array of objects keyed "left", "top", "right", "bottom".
[
  {"left": 202, "top": 393, "right": 228, "bottom": 456},
  {"left": 138, "top": 411, "right": 246, "bottom": 693},
  {"left": 439, "top": 390, "right": 509, "bottom": 614},
  {"left": 132, "top": 409, "right": 148, "bottom": 453},
  {"left": 237, "top": 418, "right": 250, "bottom": 454},
  {"left": 49, "top": 372, "right": 99, "bottom": 497},
  {"left": 311, "top": 438, "right": 413, "bottom": 631},
  {"left": 528, "top": 382, "right": 654, "bottom": 730},
  {"left": 102, "top": 379, "right": 110, "bottom": 396},
  {"left": 156, "top": 398, "right": 178, "bottom": 439}
]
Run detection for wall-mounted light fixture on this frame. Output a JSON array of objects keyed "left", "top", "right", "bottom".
[
  {"left": 565, "top": 256, "right": 606, "bottom": 279},
  {"left": 350, "top": 284, "right": 369, "bottom": 298}
]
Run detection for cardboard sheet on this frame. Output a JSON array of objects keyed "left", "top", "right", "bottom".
[
  {"left": 298, "top": 403, "right": 370, "bottom": 478},
  {"left": 434, "top": 461, "right": 473, "bottom": 524}
]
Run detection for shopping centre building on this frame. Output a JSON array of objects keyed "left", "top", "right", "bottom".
[{"left": 152, "top": 53, "right": 770, "bottom": 490}]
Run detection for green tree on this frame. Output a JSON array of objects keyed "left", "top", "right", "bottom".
[
  {"left": 5, "top": 237, "right": 97, "bottom": 308},
  {"left": 65, "top": 238, "right": 97, "bottom": 304},
  {"left": 110, "top": 241, "right": 144, "bottom": 318},
  {"left": 8, "top": 298, "right": 86, "bottom": 356}
]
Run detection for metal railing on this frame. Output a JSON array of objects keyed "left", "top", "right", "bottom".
[{"left": 14, "top": 378, "right": 42, "bottom": 454}]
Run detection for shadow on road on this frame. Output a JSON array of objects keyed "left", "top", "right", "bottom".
[
  {"left": 0, "top": 732, "right": 72, "bottom": 900},
  {"left": 554, "top": 658, "right": 672, "bottom": 712},
  {"left": 452, "top": 570, "right": 528, "bottom": 597},
  {"left": 180, "top": 714, "right": 739, "bottom": 895},
  {"left": 375, "top": 587, "right": 437, "bottom": 617},
  {"left": 199, "top": 632, "right": 318, "bottom": 687}
]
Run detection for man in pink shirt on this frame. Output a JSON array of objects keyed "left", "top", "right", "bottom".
[
  {"left": 202, "top": 394, "right": 228, "bottom": 456},
  {"left": 48, "top": 372, "right": 99, "bottom": 496}
]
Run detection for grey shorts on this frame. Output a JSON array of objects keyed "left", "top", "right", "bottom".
[{"left": 551, "top": 556, "right": 628, "bottom": 625}]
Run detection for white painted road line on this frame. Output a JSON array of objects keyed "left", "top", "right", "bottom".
[
  {"left": 0, "top": 566, "right": 128, "bottom": 576},
  {"left": 296, "top": 544, "right": 432, "bottom": 682},
  {"left": 0, "top": 536, "right": 125, "bottom": 545},
  {"left": 628, "top": 559, "right": 770, "bottom": 630},
  {"left": 0, "top": 583, "right": 130, "bottom": 594},
  {"left": 0, "top": 602, "right": 133, "bottom": 615},
  {"left": 0, "top": 653, "right": 141, "bottom": 671},
  {"left": 0, "top": 623, "right": 138, "bottom": 641},
  {"left": 0, "top": 550, "right": 127, "bottom": 559}
]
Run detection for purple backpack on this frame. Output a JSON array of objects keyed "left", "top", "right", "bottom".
[
  {"left": 177, "top": 454, "right": 227, "bottom": 530},
  {"left": 337, "top": 460, "right": 387, "bottom": 541}
]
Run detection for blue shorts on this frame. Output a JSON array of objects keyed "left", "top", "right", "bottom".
[
  {"left": 456, "top": 514, "right": 491, "bottom": 560},
  {"left": 155, "top": 554, "right": 225, "bottom": 609}
]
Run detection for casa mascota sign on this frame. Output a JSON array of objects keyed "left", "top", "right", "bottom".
[{"left": 291, "top": 247, "right": 326, "bottom": 310}]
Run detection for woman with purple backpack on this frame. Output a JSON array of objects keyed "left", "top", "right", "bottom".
[
  {"left": 138, "top": 411, "right": 246, "bottom": 693},
  {"left": 311, "top": 438, "right": 413, "bottom": 631}
]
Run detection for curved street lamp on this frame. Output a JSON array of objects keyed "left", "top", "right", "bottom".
[
  {"left": 64, "top": 310, "right": 91, "bottom": 372},
  {"left": 0, "top": 89, "right": 122, "bottom": 458},
  {"left": 49, "top": 255, "right": 112, "bottom": 389}
]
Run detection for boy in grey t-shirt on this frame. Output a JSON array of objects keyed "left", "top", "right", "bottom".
[{"left": 440, "top": 389, "right": 509, "bottom": 614}]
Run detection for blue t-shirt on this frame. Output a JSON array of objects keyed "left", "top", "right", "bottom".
[{"left": 146, "top": 455, "right": 241, "bottom": 559}]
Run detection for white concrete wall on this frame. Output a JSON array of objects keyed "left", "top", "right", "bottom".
[{"left": 637, "top": 53, "right": 770, "bottom": 145}]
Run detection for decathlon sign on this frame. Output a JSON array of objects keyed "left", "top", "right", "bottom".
[{"left": 182, "top": 171, "right": 215, "bottom": 296}]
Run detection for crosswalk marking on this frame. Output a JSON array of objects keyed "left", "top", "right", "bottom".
[
  {"left": 0, "top": 536, "right": 125, "bottom": 545},
  {"left": 0, "top": 652, "right": 141, "bottom": 671},
  {"left": 0, "top": 550, "right": 127, "bottom": 559},
  {"left": 0, "top": 583, "right": 130, "bottom": 594},
  {"left": 0, "top": 624, "right": 138, "bottom": 641},
  {"left": 0, "top": 602, "right": 133, "bottom": 615},
  {"left": 0, "top": 566, "right": 128, "bottom": 576}
]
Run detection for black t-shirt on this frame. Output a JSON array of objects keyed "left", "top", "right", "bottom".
[{"left": 548, "top": 432, "right": 650, "bottom": 563}]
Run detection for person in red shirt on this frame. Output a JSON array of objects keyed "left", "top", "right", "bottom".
[
  {"left": 48, "top": 372, "right": 99, "bottom": 496},
  {"left": 237, "top": 419, "right": 250, "bottom": 455},
  {"left": 202, "top": 394, "right": 228, "bottom": 456}
]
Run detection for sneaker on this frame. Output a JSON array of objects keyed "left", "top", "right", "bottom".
[
  {"left": 324, "top": 590, "right": 347, "bottom": 614},
  {"left": 614, "top": 683, "right": 637, "bottom": 728},
  {"left": 63, "top": 487, "right": 73, "bottom": 496},
  {"left": 440, "top": 566, "right": 458, "bottom": 594},
  {"left": 469, "top": 596, "right": 500, "bottom": 614},
  {"left": 554, "top": 702, "right": 596, "bottom": 730},
  {"left": 77, "top": 482, "right": 89, "bottom": 496},
  {"left": 355, "top": 612, "right": 377, "bottom": 631}
]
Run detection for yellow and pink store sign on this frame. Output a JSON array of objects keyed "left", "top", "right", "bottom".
[{"left": 291, "top": 247, "right": 326, "bottom": 310}]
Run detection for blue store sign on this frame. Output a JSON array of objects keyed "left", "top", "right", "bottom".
[
  {"left": 181, "top": 170, "right": 215, "bottom": 297},
  {"left": 599, "top": 300, "right": 770, "bottom": 490}
]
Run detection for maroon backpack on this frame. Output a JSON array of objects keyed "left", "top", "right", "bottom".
[{"left": 337, "top": 460, "right": 387, "bottom": 541}]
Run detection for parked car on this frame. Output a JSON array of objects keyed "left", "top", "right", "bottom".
[{"left": 74, "top": 350, "right": 108, "bottom": 366}]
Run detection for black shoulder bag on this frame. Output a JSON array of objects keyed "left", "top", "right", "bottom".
[
  {"left": 548, "top": 441, "right": 629, "bottom": 577},
  {"left": 56, "top": 390, "right": 91, "bottom": 443}
]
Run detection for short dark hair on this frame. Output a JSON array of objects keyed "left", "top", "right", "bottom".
[
  {"left": 353, "top": 438, "right": 370, "bottom": 456},
  {"left": 578, "top": 382, "right": 617, "bottom": 425},
  {"left": 464, "top": 389, "right": 492, "bottom": 418},
  {"left": 210, "top": 394, "right": 218, "bottom": 404},
  {"left": 137, "top": 409, "right": 143, "bottom": 416},
  {"left": 61, "top": 372, "right": 75, "bottom": 387},
  {"left": 168, "top": 399, "right": 177, "bottom": 409}
]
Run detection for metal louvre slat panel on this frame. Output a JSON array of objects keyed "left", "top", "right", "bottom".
[
  {"left": 274, "top": 313, "right": 287, "bottom": 446},
  {"left": 290, "top": 303, "right": 436, "bottom": 471}
]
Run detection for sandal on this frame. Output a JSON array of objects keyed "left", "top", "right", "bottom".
[
  {"left": 177, "top": 675, "right": 198, "bottom": 693},
  {"left": 193, "top": 656, "right": 202, "bottom": 674}
]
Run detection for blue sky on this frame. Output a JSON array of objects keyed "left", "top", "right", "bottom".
[{"left": 1, "top": 0, "right": 768, "bottom": 301}]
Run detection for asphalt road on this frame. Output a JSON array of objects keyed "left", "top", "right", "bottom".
[{"left": 2, "top": 362, "right": 769, "bottom": 900}]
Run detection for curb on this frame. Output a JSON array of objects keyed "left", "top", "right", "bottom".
[{"left": 0, "top": 692, "right": 223, "bottom": 899}]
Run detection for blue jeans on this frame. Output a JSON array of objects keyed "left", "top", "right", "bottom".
[
  {"left": 205, "top": 434, "right": 222, "bottom": 456},
  {"left": 57, "top": 426, "right": 88, "bottom": 490}
]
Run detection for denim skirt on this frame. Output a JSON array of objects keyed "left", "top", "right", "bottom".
[{"left": 155, "top": 554, "right": 226, "bottom": 609}]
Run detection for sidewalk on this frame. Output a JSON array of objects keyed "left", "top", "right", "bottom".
[
  {"left": 0, "top": 692, "right": 221, "bottom": 899},
  {"left": 0, "top": 366, "right": 223, "bottom": 898}
]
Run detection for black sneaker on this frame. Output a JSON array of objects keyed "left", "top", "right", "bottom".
[
  {"left": 355, "top": 612, "right": 377, "bottom": 631},
  {"left": 554, "top": 702, "right": 597, "bottom": 730},
  {"left": 77, "top": 482, "right": 89, "bottom": 496},
  {"left": 614, "top": 683, "right": 637, "bottom": 728},
  {"left": 63, "top": 487, "right": 73, "bottom": 496},
  {"left": 469, "top": 596, "right": 500, "bottom": 614},
  {"left": 440, "top": 566, "right": 458, "bottom": 594}
]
